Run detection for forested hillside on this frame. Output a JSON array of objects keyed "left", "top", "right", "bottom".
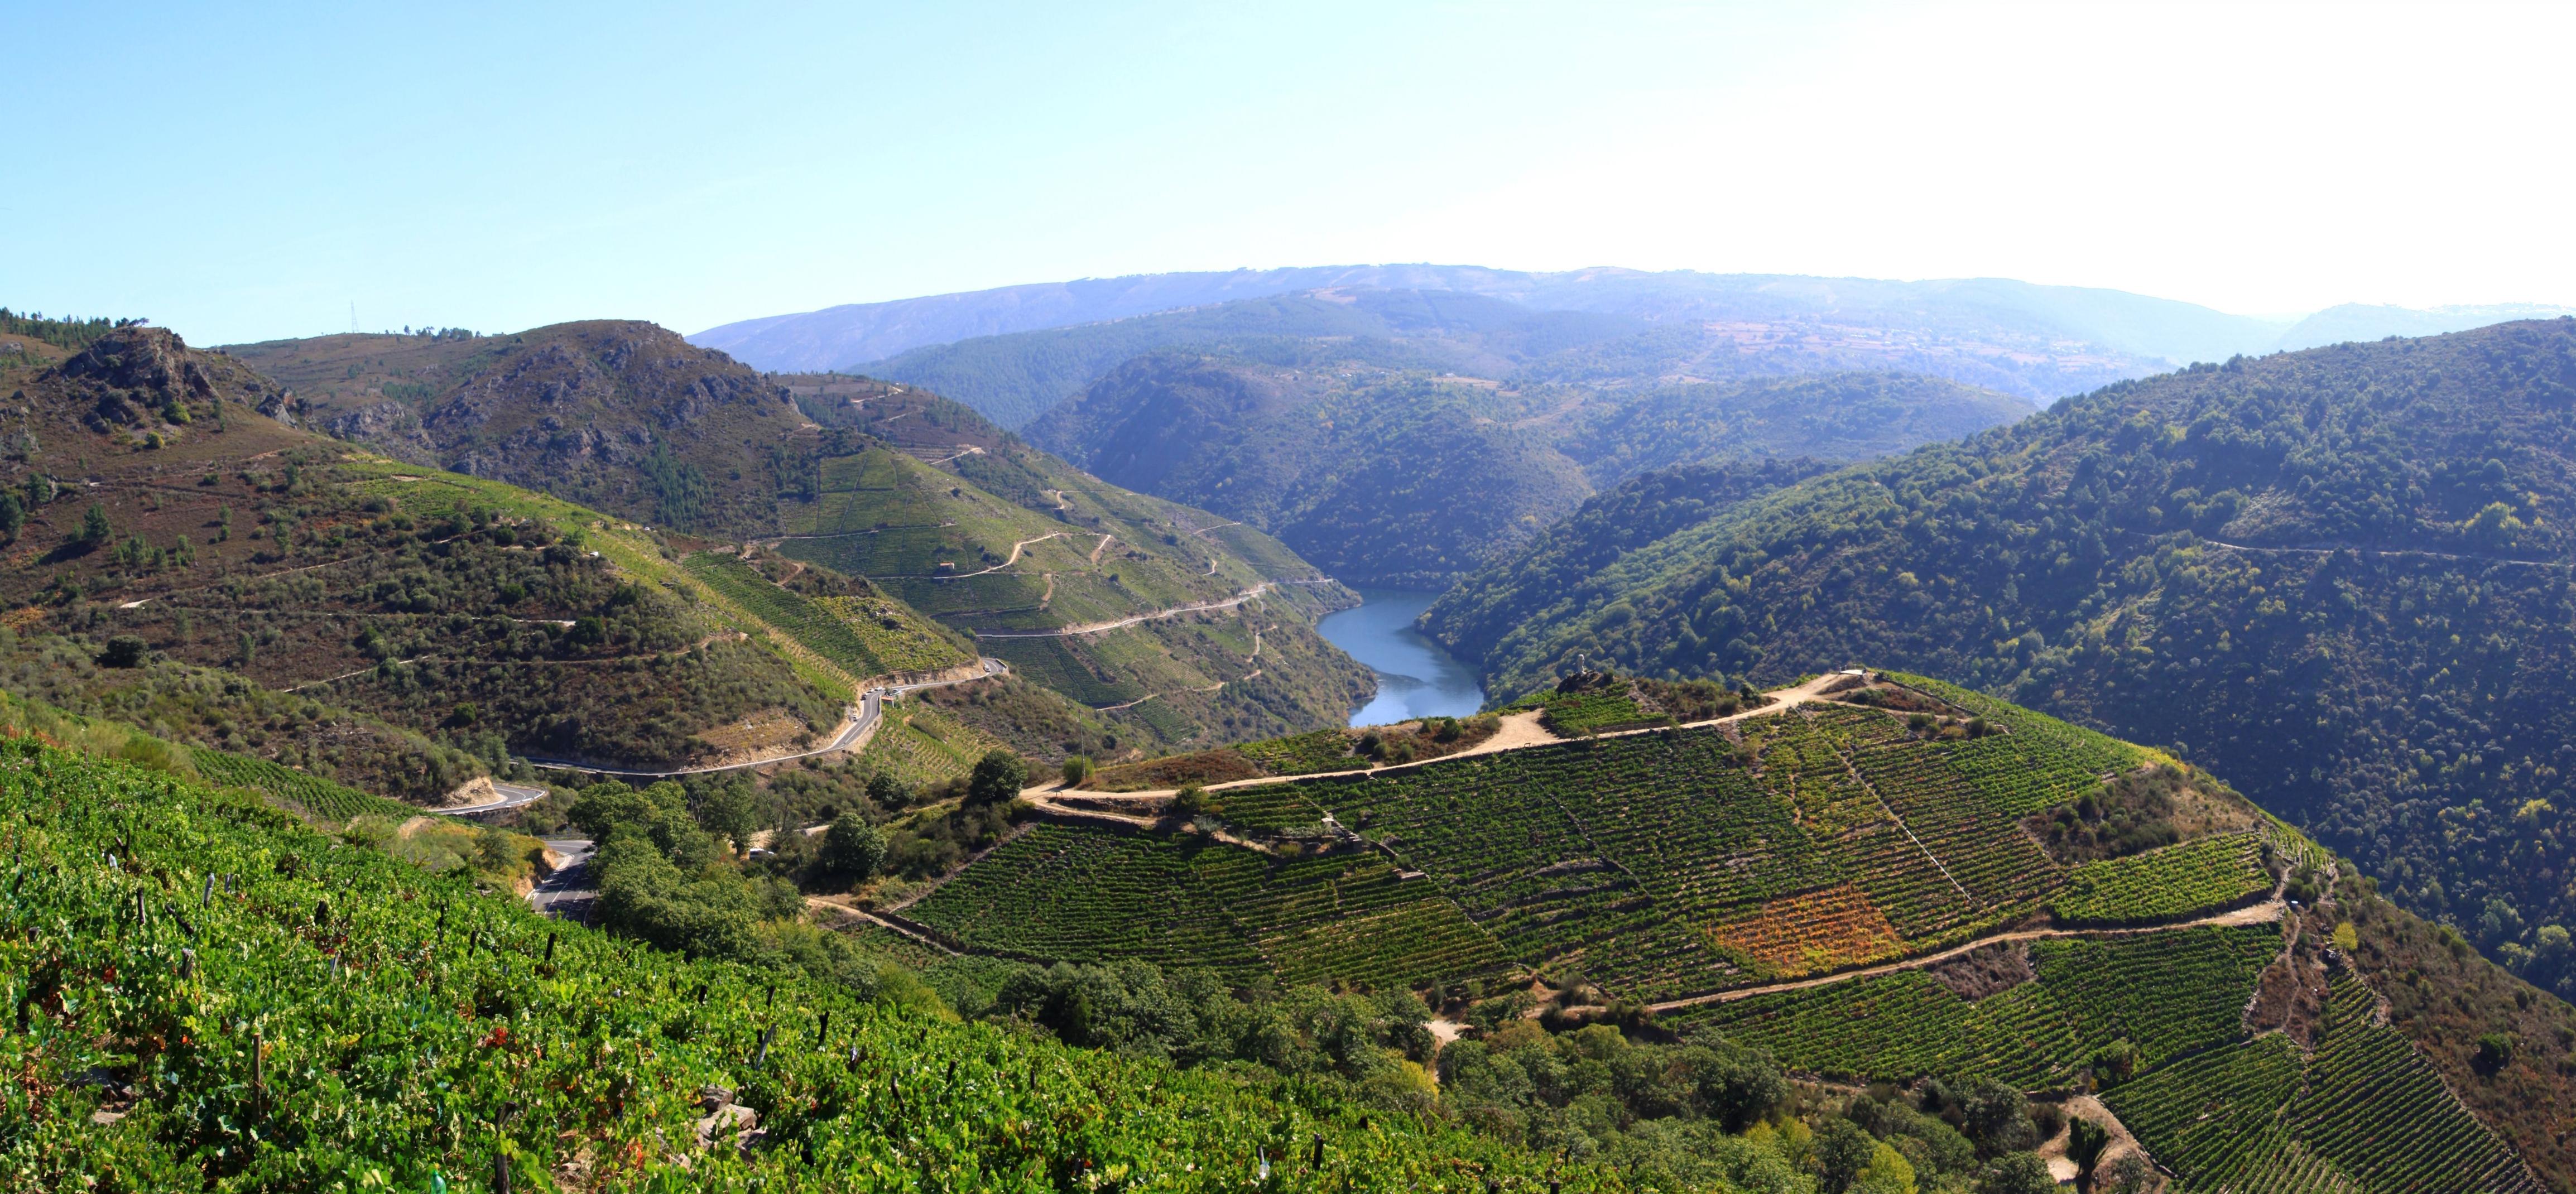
[
  {"left": 1428, "top": 319, "right": 2576, "bottom": 1005},
  {"left": 1030, "top": 354, "right": 2023, "bottom": 586}
]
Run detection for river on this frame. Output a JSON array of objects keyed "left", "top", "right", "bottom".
[{"left": 1315, "top": 588, "right": 1487, "bottom": 726}]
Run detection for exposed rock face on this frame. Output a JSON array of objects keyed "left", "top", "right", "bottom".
[
  {"left": 321, "top": 401, "right": 432, "bottom": 459},
  {"left": 254, "top": 320, "right": 811, "bottom": 536},
  {"left": 40, "top": 326, "right": 289, "bottom": 435}
]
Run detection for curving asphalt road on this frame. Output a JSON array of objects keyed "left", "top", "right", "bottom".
[
  {"left": 529, "top": 838, "right": 596, "bottom": 921},
  {"left": 518, "top": 657, "right": 1008, "bottom": 779},
  {"left": 431, "top": 782, "right": 551, "bottom": 817}
]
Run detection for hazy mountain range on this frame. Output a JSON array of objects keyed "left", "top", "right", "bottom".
[{"left": 692, "top": 263, "right": 2570, "bottom": 391}]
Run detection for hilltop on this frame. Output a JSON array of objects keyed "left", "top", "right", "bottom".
[
  {"left": 1030, "top": 355, "right": 2027, "bottom": 587},
  {"left": 226, "top": 321, "right": 815, "bottom": 538},
  {"left": 1425, "top": 318, "right": 2576, "bottom": 1013}
]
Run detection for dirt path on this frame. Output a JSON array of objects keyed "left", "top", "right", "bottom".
[
  {"left": 919, "top": 444, "right": 985, "bottom": 467},
  {"left": 2123, "top": 528, "right": 2573, "bottom": 571},
  {"left": 802, "top": 896, "right": 963, "bottom": 956},
  {"left": 1645, "top": 897, "right": 2286, "bottom": 1013},
  {"left": 1189, "top": 520, "right": 1243, "bottom": 538},
  {"left": 949, "top": 532, "right": 1067, "bottom": 578},
  {"left": 1031, "top": 671, "right": 1856, "bottom": 800},
  {"left": 974, "top": 581, "right": 1283, "bottom": 639},
  {"left": 1089, "top": 534, "right": 1114, "bottom": 563}
]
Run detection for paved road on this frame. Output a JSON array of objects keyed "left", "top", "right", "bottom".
[
  {"left": 431, "top": 782, "right": 550, "bottom": 817},
  {"left": 522, "top": 657, "right": 1008, "bottom": 779},
  {"left": 530, "top": 838, "right": 596, "bottom": 921}
]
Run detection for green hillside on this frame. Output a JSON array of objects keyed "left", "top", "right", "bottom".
[
  {"left": 855, "top": 667, "right": 2576, "bottom": 1190},
  {"left": 0, "top": 324, "right": 995, "bottom": 792},
  {"left": 1027, "top": 355, "right": 2027, "bottom": 587},
  {"left": 0, "top": 736, "right": 1655, "bottom": 1191},
  {"left": 772, "top": 374, "right": 1373, "bottom": 758},
  {"left": 1421, "top": 319, "right": 2576, "bottom": 1015},
  {"left": 222, "top": 322, "right": 1373, "bottom": 759}
]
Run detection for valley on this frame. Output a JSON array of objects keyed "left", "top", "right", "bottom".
[{"left": 13, "top": 306, "right": 2576, "bottom": 1193}]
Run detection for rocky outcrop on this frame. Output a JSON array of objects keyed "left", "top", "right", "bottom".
[{"left": 39, "top": 326, "right": 290, "bottom": 435}]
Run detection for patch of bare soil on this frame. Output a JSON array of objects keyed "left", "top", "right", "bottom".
[
  {"left": 1924, "top": 941, "right": 2035, "bottom": 1000},
  {"left": 694, "top": 706, "right": 814, "bottom": 760}
]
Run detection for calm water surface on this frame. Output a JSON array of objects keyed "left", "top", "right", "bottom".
[{"left": 1316, "top": 588, "right": 1487, "bottom": 726}]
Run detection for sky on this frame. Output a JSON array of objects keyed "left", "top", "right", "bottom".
[{"left": 6, "top": 1, "right": 2572, "bottom": 345}]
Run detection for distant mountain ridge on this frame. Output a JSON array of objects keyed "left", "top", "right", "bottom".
[
  {"left": 2274, "top": 302, "right": 2576, "bottom": 352},
  {"left": 1029, "top": 353, "right": 2028, "bottom": 587},
  {"left": 700, "top": 266, "right": 2305, "bottom": 385}
]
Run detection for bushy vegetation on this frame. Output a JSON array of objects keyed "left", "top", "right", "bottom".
[{"left": 0, "top": 627, "right": 490, "bottom": 804}]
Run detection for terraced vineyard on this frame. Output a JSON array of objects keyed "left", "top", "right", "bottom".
[
  {"left": 2102, "top": 971, "right": 2545, "bottom": 1194},
  {"left": 189, "top": 745, "right": 420, "bottom": 824},
  {"left": 1671, "top": 924, "right": 2281, "bottom": 1086},
  {"left": 684, "top": 552, "right": 889, "bottom": 681},
  {"left": 0, "top": 738, "right": 1625, "bottom": 1189},
  {"left": 2050, "top": 831, "right": 2272, "bottom": 924},
  {"left": 977, "top": 676, "right": 2280, "bottom": 1000}
]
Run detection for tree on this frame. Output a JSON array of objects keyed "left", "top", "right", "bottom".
[
  {"left": 866, "top": 771, "right": 910, "bottom": 810},
  {"left": 2066, "top": 1118, "right": 2110, "bottom": 1187},
  {"left": 2474, "top": 1031, "right": 2515, "bottom": 1075},
  {"left": 1061, "top": 754, "right": 1094, "bottom": 788},
  {"left": 97, "top": 635, "right": 147, "bottom": 668},
  {"left": 1169, "top": 782, "right": 1206, "bottom": 820},
  {"left": 1975, "top": 1153, "right": 2057, "bottom": 1194},
  {"left": 81, "top": 502, "right": 111, "bottom": 544},
  {"left": 822, "top": 813, "right": 887, "bottom": 884},
  {"left": 694, "top": 778, "right": 761, "bottom": 854},
  {"left": 568, "top": 781, "right": 654, "bottom": 841},
  {"left": 966, "top": 749, "right": 1027, "bottom": 807},
  {"left": 0, "top": 492, "right": 21, "bottom": 540},
  {"left": 1816, "top": 1119, "right": 1878, "bottom": 1193},
  {"left": 1957, "top": 1080, "right": 2034, "bottom": 1156},
  {"left": 1854, "top": 1142, "right": 1919, "bottom": 1194}
]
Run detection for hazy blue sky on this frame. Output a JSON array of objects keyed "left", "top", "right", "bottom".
[{"left": 8, "top": 1, "right": 2571, "bottom": 344}]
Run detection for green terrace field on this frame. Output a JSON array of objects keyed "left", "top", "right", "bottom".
[
  {"left": 774, "top": 446, "right": 1291, "bottom": 632},
  {"left": 917, "top": 672, "right": 2293, "bottom": 1007},
  {"left": 850, "top": 667, "right": 2570, "bottom": 1186},
  {"left": 683, "top": 553, "right": 898, "bottom": 682},
  {"left": 898, "top": 822, "right": 1506, "bottom": 990},
  {"left": 0, "top": 738, "right": 1640, "bottom": 1191},
  {"left": 2101, "top": 973, "right": 2544, "bottom": 1194},
  {"left": 1665, "top": 925, "right": 2281, "bottom": 1087},
  {"left": 761, "top": 443, "right": 1369, "bottom": 752}
]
